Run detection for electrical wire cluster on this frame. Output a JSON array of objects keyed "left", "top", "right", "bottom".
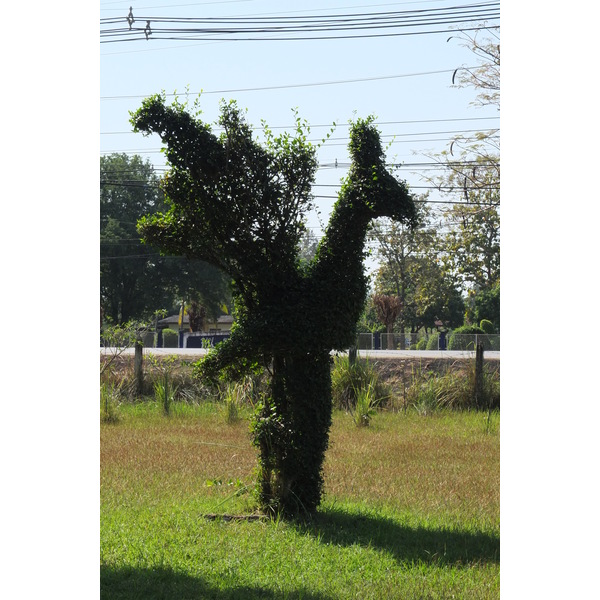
[{"left": 100, "top": 2, "right": 499, "bottom": 43}]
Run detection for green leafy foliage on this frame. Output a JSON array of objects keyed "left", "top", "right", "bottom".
[
  {"left": 372, "top": 200, "right": 465, "bottom": 335},
  {"left": 479, "top": 319, "right": 495, "bottom": 334},
  {"left": 100, "top": 382, "right": 121, "bottom": 423},
  {"left": 331, "top": 355, "right": 390, "bottom": 411},
  {"left": 161, "top": 328, "right": 178, "bottom": 348},
  {"left": 130, "top": 96, "right": 415, "bottom": 516},
  {"left": 100, "top": 153, "right": 231, "bottom": 324},
  {"left": 447, "top": 324, "right": 488, "bottom": 350},
  {"left": 471, "top": 283, "right": 500, "bottom": 331},
  {"left": 351, "top": 381, "right": 380, "bottom": 427},
  {"left": 406, "top": 362, "right": 499, "bottom": 412}
]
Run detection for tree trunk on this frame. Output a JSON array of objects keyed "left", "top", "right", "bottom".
[{"left": 254, "top": 350, "right": 333, "bottom": 517}]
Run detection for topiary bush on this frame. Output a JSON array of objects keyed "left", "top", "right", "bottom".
[
  {"left": 162, "top": 328, "right": 179, "bottom": 348},
  {"left": 448, "top": 325, "right": 488, "bottom": 350},
  {"left": 426, "top": 333, "right": 440, "bottom": 350},
  {"left": 131, "top": 97, "right": 415, "bottom": 517}
]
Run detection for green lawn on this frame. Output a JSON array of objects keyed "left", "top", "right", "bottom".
[{"left": 101, "top": 403, "right": 499, "bottom": 599}]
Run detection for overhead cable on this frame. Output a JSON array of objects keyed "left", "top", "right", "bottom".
[{"left": 100, "top": 2, "right": 499, "bottom": 43}]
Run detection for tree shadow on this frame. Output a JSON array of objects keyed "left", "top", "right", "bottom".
[
  {"left": 296, "top": 506, "right": 499, "bottom": 566},
  {"left": 100, "top": 564, "right": 333, "bottom": 600}
]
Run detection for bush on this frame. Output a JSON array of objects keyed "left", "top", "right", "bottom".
[
  {"left": 405, "top": 362, "right": 500, "bottom": 412},
  {"left": 426, "top": 334, "right": 440, "bottom": 350},
  {"left": 416, "top": 338, "right": 428, "bottom": 350},
  {"left": 162, "top": 328, "right": 179, "bottom": 348},
  {"left": 331, "top": 355, "right": 391, "bottom": 410},
  {"left": 448, "top": 325, "right": 488, "bottom": 350}
]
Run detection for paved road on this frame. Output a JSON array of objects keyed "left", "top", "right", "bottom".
[{"left": 101, "top": 347, "right": 499, "bottom": 361}]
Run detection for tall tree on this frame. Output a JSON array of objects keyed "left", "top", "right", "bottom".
[
  {"left": 426, "top": 26, "right": 500, "bottom": 295},
  {"left": 372, "top": 197, "right": 463, "bottom": 335},
  {"left": 372, "top": 294, "right": 402, "bottom": 335},
  {"left": 100, "top": 153, "right": 231, "bottom": 324},
  {"left": 131, "top": 96, "right": 415, "bottom": 516}
]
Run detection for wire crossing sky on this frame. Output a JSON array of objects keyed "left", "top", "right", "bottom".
[
  {"left": 100, "top": 0, "right": 500, "bottom": 237},
  {"left": 100, "top": 2, "right": 499, "bottom": 42}
]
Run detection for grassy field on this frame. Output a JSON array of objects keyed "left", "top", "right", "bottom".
[{"left": 101, "top": 402, "right": 499, "bottom": 599}]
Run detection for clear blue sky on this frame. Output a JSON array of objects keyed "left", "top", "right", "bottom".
[{"left": 100, "top": 0, "right": 500, "bottom": 233}]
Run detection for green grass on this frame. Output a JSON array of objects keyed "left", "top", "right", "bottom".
[{"left": 101, "top": 403, "right": 499, "bottom": 599}]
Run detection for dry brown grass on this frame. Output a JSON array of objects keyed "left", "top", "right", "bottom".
[
  {"left": 324, "top": 412, "right": 499, "bottom": 522},
  {"left": 101, "top": 410, "right": 257, "bottom": 507},
  {"left": 101, "top": 405, "right": 499, "bottom": 526}
]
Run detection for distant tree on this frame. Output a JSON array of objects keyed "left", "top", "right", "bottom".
[
  {"left": 424, "top": 26, "right": 500, "bottom": 294},
  {"left": 100, "top": 153, "right": 231, "bottom": 324},
  {"left": 101, "top": 153, "right": 163, "bottom": 323},
  {"left": 449, "top": 25, "right": 499, "bottom": 110},
  {"left": 357, "top": 296, "right": 384, "bottom": 334},
  {"left": 441, "top": 25, "right": 500, "bottom": 194},
  {"left": 131, "top": 95, "right": 415, "bottom": 516},
  {"left": 372, "top": 294, "right": 402, "bottom": 335},
  {"left": 187, "top": 298, "right": 207, "bottom": 332},
  {"left": 439, "top": 198, "right": 499, "bottom": 292},
  {"left": 297, "top": 228, "right": 320, "bottom": 264},
  {"left": 470, "top": 282, "right": 500, "bottom": 330},
  {"left": 372, "top": 198, "right": 463, "bottom": 336},
  {"left": 371, "top": 198, "right": 429, "bottom": 335}
]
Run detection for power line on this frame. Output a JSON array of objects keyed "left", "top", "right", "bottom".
[
  {"left": 100, "top": 123, "right": 500, "bottom": 153},
  {"left": 102, "top": 23, "right": 498, "bottom": 43},
  {"left": 100, "top": 115, "right": 499, "bottom": 134},
  {"left": 100, "top": 2, "right": 488, "bottom": 53},
  {"left": 101, "top": 180, "right": 499, "bottom": 199},
  {"left": 100, "top": 67, "right": 480, "bottom": 100},
  {"left": 100, "top": 126, "right": 499, "bottom": 143},
  {"left": 100, "top": 2, "right": 499, "bottom": 43},
  {"left": 100, "top": 133, "right": 499, "bottom": 155},
  {"left": 102, "top": 2, "right": 499, "bottom": 23},
  {"left": 102, "top": 158, "right": 497, "bottom": 171}
]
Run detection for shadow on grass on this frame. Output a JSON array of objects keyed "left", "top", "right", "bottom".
[
  {"left": 297, "top": 507, "right": 499, "bottom": 566},
  {"left": 100, "top": 565, "right": 333, "bottom": 600}
]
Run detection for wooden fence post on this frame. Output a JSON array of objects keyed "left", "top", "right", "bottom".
[
  {"left": 475, "top": 341, "right": 484, "bottom": 409},
  {"left": 134, "top": 336, "right": 144, "bottom": 396},
  {"left": 348, "top": 344, "right": 357, "bottom": 365}
]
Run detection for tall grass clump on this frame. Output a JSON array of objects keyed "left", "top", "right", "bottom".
[
  {"left": 405, "top": 361, "right": 500, "bottom": 413},
  {"left": 100, "top": 382, "right": 121, "bottom": 423},
  {"left": 351, "top": 380, "right": 379, "bottom": 427},
  {"left": 220, "top": 375, "right": 265, "bottom": 424},
  {"left": 154, "top": 374, "right": 178, "bottom": 416},
  {"left": 331, "top": 354, "right": 391, "bottom": 411},
  {"left": 405, "top": 365, "right": 449, "bottom": 415},
  {"left": 222, "top": 381, "right": 242, "bottom": 423},
  {"left": 149, "top": 355, "right": 179, "bottom": 415}
]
